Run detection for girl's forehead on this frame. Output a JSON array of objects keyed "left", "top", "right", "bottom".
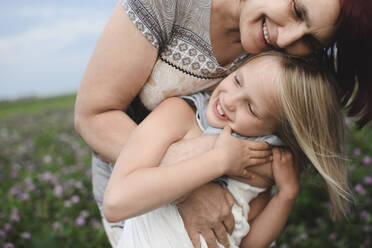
[{"left": 239, "top": 55, "right": 283, "bottom": 76}]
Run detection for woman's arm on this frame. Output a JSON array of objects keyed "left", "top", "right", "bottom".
[
  {"left": 74, "top": 1, "right": 157, "bottom": 162},
  {"left": 241, "top": 148, "right": 300, "bottom": 248}
]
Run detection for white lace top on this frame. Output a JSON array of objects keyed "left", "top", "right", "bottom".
[{"left": 121, "top": 0, "right": 248, "bottom": 110}]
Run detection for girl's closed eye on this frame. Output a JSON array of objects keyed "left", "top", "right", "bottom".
[
  {"left": 247, "top": 103, "right": 257, "bottom": 118},
  {"left": 234, "top": 76, "right": 241, "bottom": 87}
]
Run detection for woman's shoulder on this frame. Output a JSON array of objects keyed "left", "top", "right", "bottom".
[{"left": 121, "top": 0, "right": 178, "bottom": 49}]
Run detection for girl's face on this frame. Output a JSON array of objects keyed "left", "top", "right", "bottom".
[
  {"left": 207, "top": 56, "right": 280, "bottom": 137},
  {"left": 239, "top": 0, "right": 341, "bottom": 56}
]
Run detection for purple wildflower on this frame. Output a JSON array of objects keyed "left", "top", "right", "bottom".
[
  {"left": 353, "top": 148, "right": 361, "bottom": 156},
  {"left": 43, "top": 155, "right": 52, "bottom": 163},
  {"left": 329, "top": 233, "right": 337, "bottom": 240},
  {"left": 363, "top": 225, "right": 371, "bottom": 232},
  {"left": 364, "top": 177, "right": 372, "bottom": 185},
  {"left": 4, "top": 243, "right": 14, "bottom": 248},
  {"left": 21, "top": 232, "right": 31, "bottom": 239},
  {"left": 4, "top": 223, "right": 12, "bottom": 232},
  {"left": 71, "top": 195, "right": 80, "bottom": 204},
  {"left": 360, "top": 210, "right": 369, "bottom": 219},
  {"left": 80, "top": 210, "right": 89, "bottom": 218},
  {"left": 64, "top": 200, "right": 72, "bottom": 208},
  {"left": 355, "top": 184, "right": 367, "bottom": 195},
  {"left": 363, "top": 156, "right": 372, "bottom": 165},
  {"left": 344, "top": 118, "right": 351, "bottom": 126},
  {"left": 53, "top": 185, "right": 63, "bottom": 198},
  {"left": 10, "top": 170, "right": 18, "bottom": 179},
  {"left": 52, "top": 222, "right": 62, "bottom": 232},
  {"left": 20, "top": 192, "right": 30, "bottom": 201},
  {"left": 10, "top": 208, "right": 20, "bottom": 222},
  {"left": 75, "top": 216, "right": 85, "bottom": 226},
  {"left": 90, "top": 219, "right": 102, "bottom": 230}
]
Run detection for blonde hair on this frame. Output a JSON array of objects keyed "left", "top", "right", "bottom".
[{"left": 245, "top": 51, "right": 353, "bottom": 220}]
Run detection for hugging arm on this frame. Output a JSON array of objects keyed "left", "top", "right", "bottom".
[{"left": 74, "top": 1, "right": 158, "bottom": 162}]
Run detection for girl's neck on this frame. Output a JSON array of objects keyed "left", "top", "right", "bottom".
[{"left": 210, "top": 0, "right": 246, "bottom": 66}]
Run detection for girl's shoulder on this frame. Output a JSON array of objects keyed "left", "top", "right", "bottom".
[{"left": 145, "top": 97, "right": 198, "bottom": 138}]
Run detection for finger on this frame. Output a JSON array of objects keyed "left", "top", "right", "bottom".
[
  {"left": 247, "top": 141, "right": 271, "bottom": 151},
  {"left": 223, "top": 215, "right": 235, "bottom": 235},
  {"left": 240, "top": 169, "right": 255, "bottom": 180},
  {"left": 272, "top": 147, "right": 281, "bottom": 161},
  {"left": 188, "top": 230, "right": 201, "bottom": 248},
  {"left": 222, "top": 125, "right": 232, "bottom": 135},
  {"left": 247, "top": 157, "right": 273, "bottom": 166},
  {"left": 249, "top": 149, "right": 273, "bottom": 158},
  {"left": 224, "top": 189, "right": 235, "bottom": 209},
  {"left": 200, "top": 229, "right": 218, "bottom": 248},
  {"left": 213, "top": 224, "right": 230, "bottom": 247}
]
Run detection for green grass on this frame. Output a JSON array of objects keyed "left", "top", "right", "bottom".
[
  {"left": 0, "top": 94, "right": 76, "bottom": 119},
  {"left": 0, "top": 95, "right": 371, "bottom": 248}
]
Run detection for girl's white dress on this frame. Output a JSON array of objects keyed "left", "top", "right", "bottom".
[
  {"left": 117, "top": 93, "right": 284, "bottom": 248},
  {"left": 117, "top": 178, "right": 265, "bottom": 248}
]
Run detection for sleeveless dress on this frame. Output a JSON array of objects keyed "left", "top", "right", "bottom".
[
  {"left": 116, "top": 93, "right": 284, "bottom": 248},
  {"left": 92, "top": 0, "right": 249, "bottom": 230}
]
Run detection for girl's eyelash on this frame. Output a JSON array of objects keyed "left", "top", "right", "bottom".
[
  {"left": 234, "top": 76, "right": 241, "bottom": 86},
  {"left": 247, "top": 103, "right": 256, "bottom": 117}
]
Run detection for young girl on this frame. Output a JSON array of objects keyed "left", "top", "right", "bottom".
[{"left": 103, "top": 51, "right": 352, "bottom": 247}]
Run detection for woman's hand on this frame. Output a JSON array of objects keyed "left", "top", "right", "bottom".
[
  {"left": 177, "top": 182, "right": 235, "bottom": 248},
  {"left": 214, "top": 126, "right": 273, "bottom": 177},
  {"left": 272, "top": 147, "right": 300, "bottom": 199}
]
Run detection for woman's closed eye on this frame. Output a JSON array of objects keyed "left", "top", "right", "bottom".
[{"left": 292, "top": 0, "right": 303, "bottom": 20}]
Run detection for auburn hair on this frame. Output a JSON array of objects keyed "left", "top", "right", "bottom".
[{"left": 325, "top": 0, "right": 372, "bottom": 128}]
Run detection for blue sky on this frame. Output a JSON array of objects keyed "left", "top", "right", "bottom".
[{"left": 0, "top": 0, "right": 117, "bottom": 100}]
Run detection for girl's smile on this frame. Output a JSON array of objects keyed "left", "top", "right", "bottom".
[{"left": 207, "top": 55, "right": 281, "bottom": 137}]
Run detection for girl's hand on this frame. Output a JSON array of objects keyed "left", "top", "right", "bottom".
[
  {"left": 272, "top": 147, "right": 300, "bottom": 200},
  {"left": 214, "top": 126, "right": 273, "bottom": 177}
]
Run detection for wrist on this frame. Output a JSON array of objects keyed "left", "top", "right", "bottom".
[
  {"left": 277, "top": 187, "right": 299, "bottom": 202},
  {"left": 213, "top": 148, "right": 234, "bottom": 174}
]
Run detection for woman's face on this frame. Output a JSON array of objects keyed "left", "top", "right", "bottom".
[{"left": 239, "top": 0, "right": 341, "bottom": 56}]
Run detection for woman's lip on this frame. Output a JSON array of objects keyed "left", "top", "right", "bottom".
[
  {"left": 213, "top": 98, "right": 230, "bottom": 121},
  {"left": 259, "top": 19, "right": 270, "bottom": 50}
]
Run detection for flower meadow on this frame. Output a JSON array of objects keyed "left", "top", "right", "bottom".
[{"left": 0, "top": 96, "right": 371, "bottom": 247}]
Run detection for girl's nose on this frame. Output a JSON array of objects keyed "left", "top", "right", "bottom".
[{"left": 223, "top": 93, "right": 240, "bottom": 112}]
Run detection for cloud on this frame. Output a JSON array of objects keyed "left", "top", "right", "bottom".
[{"left": 0, "top": 3, "right": 115, "bottom": 99}]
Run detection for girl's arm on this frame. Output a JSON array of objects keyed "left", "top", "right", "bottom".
[
  {"left": 103, "top": 97, "right": 225, "bottom": 221},
  {"left": 241, "top": 148, "right": 300, "bottom": 248},
  {"left": 103, "top": 98, "right": 272, "bottom": 222}
]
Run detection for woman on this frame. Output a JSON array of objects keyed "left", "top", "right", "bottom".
[{"left": 74, "top": 0, "right": 371, "bottom": 246}]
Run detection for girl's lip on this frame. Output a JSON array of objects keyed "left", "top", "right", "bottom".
[{"left": 213, "top": 98, "right": 231, "bottom": 121}]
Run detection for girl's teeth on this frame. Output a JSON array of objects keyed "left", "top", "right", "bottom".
[{"left": 217, "top": 102, "right": 225, "bottom": 116}]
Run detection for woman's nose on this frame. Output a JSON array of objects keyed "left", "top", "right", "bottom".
[{"left": 276, "top": 24, "right": 309, "bottom": 54}]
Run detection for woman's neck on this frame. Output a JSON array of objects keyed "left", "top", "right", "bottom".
[{"left": 210, "top": 0, "right": 245, "bottom": 66}]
